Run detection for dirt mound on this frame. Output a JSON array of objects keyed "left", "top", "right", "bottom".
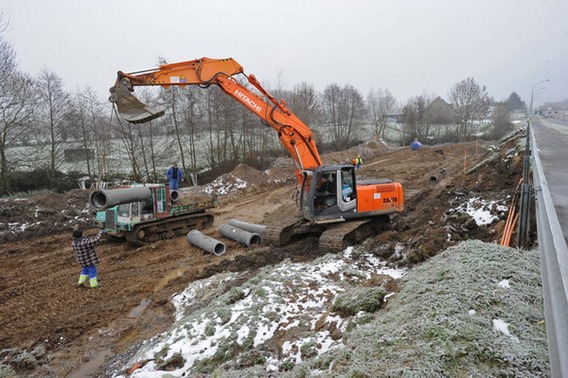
[
  {"left": 0, "top": 189, "right": 93, "bottom": 243},
  {"left": 265, "top": 157, "right": 296, "bottom": 185},
  {"left": 202, "top": 136, "right": 392, "bottom": 198},
  {"left": 202, "top": 163, "right": 270, "bottom": 196},
  {"left": 319, "top": 135, "right": 392, "bottom": 165}
]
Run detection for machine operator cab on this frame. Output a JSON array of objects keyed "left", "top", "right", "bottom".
[{"left": 301, "top": 165, "right": 357, "bottom": 223}]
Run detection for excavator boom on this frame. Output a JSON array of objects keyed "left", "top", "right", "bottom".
[
  {"left": 109, "top": 57, "right": 322, "bottom": 177},
  {"left": 109, "top": 58, "right": 244, "bottom": 124}
]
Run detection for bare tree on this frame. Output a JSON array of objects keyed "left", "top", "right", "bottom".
[
  {"left": 321, "top": 83, "right": 366, "bottom": 148},
  {"left": 287, "top": 82, "right": 320, "bottom": 129},
  {"left": 36, "top": 68, "right": 70, "bottom": 182},
  {"left": 448, "top": 78, "right": 490, "bottom": 141},
  {"left": 132, "top": 89, "right": 163, "bottom": 182},
  {"left": 367, "top": 88, "right": 396, "bottom": 137},
  {"left": 200, "top": 85, "right": 242, "bottom": 169},
  {"left": 491, "top": 102, "right": 514, "bottom": 139},
  {"left": 179, "top": 86, "right": 204, "bottom": 171},
  {"left": 0, "top": 36, "right": 38, "bottom": 193},
  {"left": 159, "top": 86, "right": 190, "bottom": 172},
  {"left": 0, "top": 12, "right": 10, "bottom": 34},
  {"left": 113, "top": 113, "right": 144, "bottom": 181},
  {"left": 400, "top": 95, "right": 429, "bottom": 144},
  {"left": 67, "top": 87, "right": 113, "bottom": 183}
]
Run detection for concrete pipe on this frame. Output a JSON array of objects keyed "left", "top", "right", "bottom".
[
  {"left": 429, "top": 167, "right": 447, "bottom": 185},
  {"left": 228, "top": 219, "right": 266, "bottom": 235},
  {"left": 220, "top": 224, "right": 261, "bottom": 247},
  {"left": 187, "top": 230, "right": 226, "bottom": 256},
  {"left": 170, "top": 190, "right": 180, "bottom": 202},
  {"left": 89, "top": 187, "right": 152, "bottom": 211}
]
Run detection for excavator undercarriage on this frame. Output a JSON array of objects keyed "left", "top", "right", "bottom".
[
  {"left": 125, "top": 212, "right": 214, "bottom": 247},
  {"left": 262, "top": 215, "right": 390, "bottom": 253}
]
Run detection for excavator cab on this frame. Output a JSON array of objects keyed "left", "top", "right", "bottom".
[
  {"left": 301, "top": 165, "right": 404, "bottom": 224},
  {"left": 301, "top": 166, "right": 358, "bottom": 223}
]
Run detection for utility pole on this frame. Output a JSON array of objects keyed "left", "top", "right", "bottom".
[{"left": 529, "top": 79, "right": 550, "bottom": 116}]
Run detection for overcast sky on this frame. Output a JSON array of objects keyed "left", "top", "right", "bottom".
[{"left": 2, "top": 0, "right": 567, "bottom": 107}]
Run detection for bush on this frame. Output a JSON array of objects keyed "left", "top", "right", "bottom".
[{"left": 3, "top": 169, "right": 88, "bottom": 195}]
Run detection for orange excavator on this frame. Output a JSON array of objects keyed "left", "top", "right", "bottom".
[{"left": 109, "top": 57, "right": 404, "bottom": 251}]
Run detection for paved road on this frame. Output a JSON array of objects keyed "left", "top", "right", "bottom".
[{"left": 532, "top": 116, "right": 568, "bottom": 245}]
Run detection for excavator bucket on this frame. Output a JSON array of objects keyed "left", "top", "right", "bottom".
[{"left": 109, "top": 79, "right": 165, "bottom": 124}]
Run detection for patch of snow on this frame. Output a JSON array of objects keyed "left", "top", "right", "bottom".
[
  {"left": 498, "top": 279, "right": 510, "bottom": 288},
  {"left": 203, "top": 176, "right": 248, "bottom": 196},
  {"left": 265, "top": 358, "right": 279, "bottom": 372},
  {"left": 492, "top": 318, "right": 519, "bottom": 342},
  {"left": 453, "top": 197, "right": 506, "bottom": 226},
  {"left": 118, "top": 249, "right": 409, "bottom": 377}
]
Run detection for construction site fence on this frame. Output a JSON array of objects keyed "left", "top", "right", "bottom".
[{"left": 530, "top": 123, "right": 568, "bottom": 377}]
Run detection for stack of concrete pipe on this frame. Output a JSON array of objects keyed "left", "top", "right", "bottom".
[
  {"left": 219, "top": 224, "right": 261, "bottom": 247},
  {"left": 186, "top": 219, "right": 266, "bottom": 255}
]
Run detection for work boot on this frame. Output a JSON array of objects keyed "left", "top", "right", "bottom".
[
  {"left": 89, "top": 277, "right": 99, "bottom": 288},
  {"left": 77, "top": 274, "right": 88, "bottom": 286}
]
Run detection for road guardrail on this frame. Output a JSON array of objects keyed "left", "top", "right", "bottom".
[{"left": 530, "top": 122, "right": 568, "bottom": 377}]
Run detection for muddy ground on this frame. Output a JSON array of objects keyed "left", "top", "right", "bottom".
[{"left": 0, "top": 132, "right": 531, "bottom": 377}]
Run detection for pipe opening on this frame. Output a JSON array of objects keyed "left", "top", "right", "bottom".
[
  {"left": 90, "top": 192, "right": 108, "bottom": 209},
  {"left": 213, "top": 243, "right": 227, "bottom": 256},
  {"left": 170, "top": 190, "right": 179, "bottom": 202},
  {"left": 249, "top": 234, "right": 261, "bottom": 246}
]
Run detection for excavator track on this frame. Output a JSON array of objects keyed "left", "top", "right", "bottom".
[
  {"left": 262, "top": 215, "right": 390, "bottom": 253},
  {"left": 126, "top": 212, "right": 214, "bottom": 247},
  {"left": 318, "top": 215, "right": 390, "bottom": 253},
  {"left": 261, "top": 216, "right": 305, "bottom": 246},
  {"left": 262, "top": 216, "right": 328, "bottom": 247}
]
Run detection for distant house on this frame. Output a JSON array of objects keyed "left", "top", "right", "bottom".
[{"left": 426, "top": 97, "right": 455, "bottom": 124}]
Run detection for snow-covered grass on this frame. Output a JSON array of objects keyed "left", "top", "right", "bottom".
[
  {"left": 308, "top": 240, "right": 549, "bottom": 378},
  {"left": 114, "top": 240, "right": 548, "bottom": 377},
  {"left": 115, "top": 247, "right": 407, "bottom": 377}
]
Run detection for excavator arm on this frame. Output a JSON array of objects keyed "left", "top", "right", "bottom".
[{"left": 109, "top": 57, "right": 322, "bottom": 179}]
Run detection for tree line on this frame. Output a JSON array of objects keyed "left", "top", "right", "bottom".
[{"left": 0, "top": 25, "right": 522, "bottom": 196}]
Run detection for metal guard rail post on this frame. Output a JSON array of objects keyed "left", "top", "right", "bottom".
[{"left": 530, "top": 123, "right": 568, "bottom": 377}]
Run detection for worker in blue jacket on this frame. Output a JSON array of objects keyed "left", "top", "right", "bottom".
[
  {"left": 410, "top": 138, "right": 422, "bottom": 150},
  {"left": 165, "top": 162, "right": 184, "bottom": 190}
]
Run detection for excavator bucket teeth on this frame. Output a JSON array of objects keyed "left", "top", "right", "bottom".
[{"left": 109, "top": 80, "right": 165, "bottom": 124}]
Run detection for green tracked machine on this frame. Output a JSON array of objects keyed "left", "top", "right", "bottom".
[{"left": 91, "top": 183, "right": 215, "bottom": 246}]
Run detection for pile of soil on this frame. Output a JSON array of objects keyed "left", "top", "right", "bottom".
[{"left": 0, "top": 189, "right": 93, "bottom": 243}]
